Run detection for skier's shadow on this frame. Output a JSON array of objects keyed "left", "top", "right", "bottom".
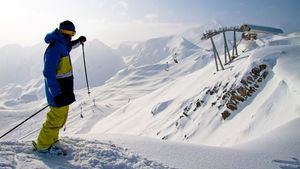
[{"left": 273, "top": 157, "right": 300, "bottom": 169}]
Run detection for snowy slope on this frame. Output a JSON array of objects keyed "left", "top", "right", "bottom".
[
  {"left": 90, "top": 34, "right": 300, "bottom": 147},
  {"left": 84, "top": 117, "right": 300, "bottom": 169},
  {"left": 1, "top": 117, "right": 299, "bottom": 169},
  {"left": 0, "top": 137, "right": 171, "bottom": 169}
]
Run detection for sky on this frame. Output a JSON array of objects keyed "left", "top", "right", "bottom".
[{"left": 0, "top": 0, "right": 299, "bottom": 48}]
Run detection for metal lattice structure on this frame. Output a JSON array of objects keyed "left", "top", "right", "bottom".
[
  {"left": 201, "top": 24, "right": 284, "bottom": 71},
  {"left": 201, "top": 26, "right": 241, "bottom": 71}
]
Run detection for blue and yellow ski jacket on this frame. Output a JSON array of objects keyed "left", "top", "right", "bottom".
[{"left": 43, "top": 29, "right": 76, "bottom": 107}]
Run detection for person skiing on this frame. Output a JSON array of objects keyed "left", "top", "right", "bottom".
[{"left": 32, "top": 20, "right": 86, "bottom": 154}]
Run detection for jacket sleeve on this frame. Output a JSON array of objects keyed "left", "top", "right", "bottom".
[
  {"left": 69, "top": 39, "right": 81, "bottom": 50},
  {"left": 43, "top": 45, "right": 61, "bottom": 97}
]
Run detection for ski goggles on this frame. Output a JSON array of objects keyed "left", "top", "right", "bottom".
[{"left": 60, "top": 29, "right": 76, "bottom": 37}]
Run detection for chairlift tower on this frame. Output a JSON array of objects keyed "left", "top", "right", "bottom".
[
  {"left": 201, "top": 26, "right": 241, "bottom": 71},
  {"left": 201, "top": 24, "right": 283, "bottom": 72}
]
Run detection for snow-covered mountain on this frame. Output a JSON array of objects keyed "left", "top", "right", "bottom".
[
  {"left": 117, "top": 20, "right": 224, "bottom": 68},
  {"left": 0, "top": 20, "right": 300, "bottom": 168},
  {"left": 118, "top": 35, "right": 199, "bottom": 67},
  {"left": 90, "top": 35, "right": 300, "bottom": 147},
  {"left": 182, "top": 19, "right": 224, "bottom": 48},
  {"left": 73, "top": 39, "right": 125, "bottom": 89},
  {"left": 0, "top": 43, "right": 45, "bottom": 87}
]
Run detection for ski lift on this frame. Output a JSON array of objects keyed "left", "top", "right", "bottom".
[{"left": 240, "top": 24, "right": 283, "bottom": 40}]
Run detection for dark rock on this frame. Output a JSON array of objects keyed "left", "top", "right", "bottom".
[
  {"left": 223, "top": 82, "right": 229, "bottom": 89},
  {"left": 238, "top": 87, "right": 248, "bottom": 97},
  {"left": 247, "top": 76, "right": 254, "bottom": 82},
  {"left": 183, "top": 112, "right": 189, "bottom": 117},
  {"left": 259, "top": 64, "right": 267, "bottom": 70},
  {"left": 251, "top": 67, "right": 261, "bottom": 76},
  {"left": 230, "top": 90, "right": 237, "bottom": 95},
  {"left": 226, "top": 103, "right": 237, "bottom": 111},
  {"left": 211, "top": 102, "right": 216, "bottom": 106},
  {"left": 232, "top": 95, "right": 245, "bottom": 102},
  {"left": 221, "top": 111, "right": 231, "bottom": 120},
  {"left": 206, "top": 89, "right": 211, "bottom": 95},
  {"left": 195, "top": 101, "right": 201, "bottom": 107},
  {"left": 162, "top": 136, "right": 168, "bottom": 140},
  {"left": 222, "top": 94, "right": 228, "bottom": 100},
  {"left": 262, "top": 71, "right": 269, "bottom": 79},
  {"left": 241, "top": 79, "right": 248, "bottom": 86},
  {"left": 257, "top": 77, "right": 263, "bottom": 83},
  {"left": 213, "top": 86, "right": 219, "bottom": 93},
  {"left": 249, "top": 86, "right": 256, "bottom": 93}
]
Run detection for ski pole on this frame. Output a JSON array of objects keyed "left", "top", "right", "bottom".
[
  {"left": 81, "top": 43, "right": 91, "bottom": 95},
  {"left": 0, "top": 105, "right": 49, "bottom": 140}
]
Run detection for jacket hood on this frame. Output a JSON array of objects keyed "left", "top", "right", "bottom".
[{"left": 44, "top": 29, "right": 69, "bottom": 45}]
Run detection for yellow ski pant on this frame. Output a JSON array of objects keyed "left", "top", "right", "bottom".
[{"left": 36, "top": 105, "right": 69, "bottom": 150}]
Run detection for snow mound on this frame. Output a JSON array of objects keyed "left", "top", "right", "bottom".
[
  {"left": 0, "top": 137, "right": 171, "bottom": 169},
  {"left": 236, "top": 117, "right": 300, "bottom": 157}
]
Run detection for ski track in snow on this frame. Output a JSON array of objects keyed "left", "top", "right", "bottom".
[{"left": 0, "top": 137, "right": 172, "bottom": 169}]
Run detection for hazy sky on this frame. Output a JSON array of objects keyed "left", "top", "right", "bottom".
[{"left": 0, "top": 0, "right": 299, "bottom": 48}]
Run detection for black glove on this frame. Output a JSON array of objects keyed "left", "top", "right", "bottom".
[
  {"left": 78, "top": 36, "right": 87, "bottom": 44},
  {"left": 53, "top": 94, "right": 67, "bottom": 107},
  {"left": 69, "top": 36, "right": 87, "bottom": 47}
]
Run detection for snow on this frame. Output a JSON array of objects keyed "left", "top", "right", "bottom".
[
  {"left": 0, "top": 43, "right": 45, "bottom": 87},
  {"left": 89, "top": 42, "right": 300, "bottom": 147},
  {"left": 1, "top": 117, "right": 299, "bottom": 169},
  {"left": 73, "top": 39, "right": 125, "bottom": 89},
  {"left": 120, "top": 35, "right": 199, "bottom": 67},
  {"left": 1, "top": 21, "right": 300, "bottom": 168},
  {"left": 0, "top": 137, "right": 171, "bottom": 169},
  {"left": 82, "top": 121, "right": 300, "bottom": 169}
]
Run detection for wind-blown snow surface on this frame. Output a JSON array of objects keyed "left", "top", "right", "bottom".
[
  {"left": 1, "top": 118, "right": 299, "bottom": 169},
  {"left": 0, "top": 137, "right": 171, "bottom": 169},
  {"left": 0, "top": 21, "right": 300, "bottom": 168}
]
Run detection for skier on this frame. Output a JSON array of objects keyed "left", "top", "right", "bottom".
[
  {"left": 173, "top": 53, "right": 178, "bottom": 63},
  {"left": 32, "top": 20, "right": 86, "bottom": 154}
]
